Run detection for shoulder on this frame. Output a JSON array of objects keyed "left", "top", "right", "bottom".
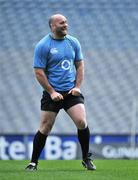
[
  {"left": 65, "top": 35, "right": 81, "bottom": 47},
  {"left": 35, "top": 34, "right": 51, "bottom": 51},
  {"left": 66, "top": 34, "right": 80, "bottom": 43}
]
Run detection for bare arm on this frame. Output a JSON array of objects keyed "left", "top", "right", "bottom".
[
  {"left": 74, "top": 60, "right": 84, "bottom": 89},
  {"left": 69, "top": 60, "right": 84, "bottom": 95},
  {"left": 34, "top": 68, "right": 55, "bottom": 94},
  {"left": 34, "top": 68, "right": 63, "bottom": 101}
]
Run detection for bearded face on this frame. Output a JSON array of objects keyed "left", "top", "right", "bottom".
[{"left": 51, "top": 15, "right": 68, "bottom": 38}]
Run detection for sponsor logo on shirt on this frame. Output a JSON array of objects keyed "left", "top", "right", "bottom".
[
  {"left": 50, "top": 48, "right": 58, "bottom": 54},
  {"left": 61, "top": 60, "right": 71, "bottom": 70}
]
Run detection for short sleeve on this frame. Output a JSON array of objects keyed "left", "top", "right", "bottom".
[
  {"left": 74, "top": 39, "right": 83, "bottom": 61},
  {"left": 33, "top": 43, "right": 47, "bottom": 68}
]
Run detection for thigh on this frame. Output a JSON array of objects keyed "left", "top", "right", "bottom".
[
  {"left": 39, "top": 110, "right": 57, "bottom": 135},
  {"left": 66, "top": 103, "right": 87, "bottom": 129}
]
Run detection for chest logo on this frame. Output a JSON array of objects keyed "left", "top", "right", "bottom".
[
  {"left": 61, "top": 60, "right": 71, "bottom": 70},
  {"left": 50, "top": 48, "right": 58, "bottom": 54}
]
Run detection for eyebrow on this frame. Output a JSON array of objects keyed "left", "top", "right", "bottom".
[{"left": 59, "top": 19, "right": 67, "bottom": 23}]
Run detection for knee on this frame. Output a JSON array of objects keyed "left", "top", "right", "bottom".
[
  {"left": 39, "top": 120, "right": 53, "bottom": 135},
  {"left": 76, "top": 119, "right": 87, "bottom": 129}
]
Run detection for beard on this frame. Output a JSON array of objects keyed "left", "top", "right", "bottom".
[{"left": 56, "top": 28, "right": 67, "bottom": 38}]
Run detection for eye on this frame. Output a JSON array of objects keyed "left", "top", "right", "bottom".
[{"left": 60, "top": 20, "right": 67, "bottom": 25}]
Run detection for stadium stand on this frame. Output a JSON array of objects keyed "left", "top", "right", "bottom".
[{"left": 0, "top": 0, "right": 138, "bottom": 134}]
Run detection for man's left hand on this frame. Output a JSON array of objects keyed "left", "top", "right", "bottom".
[{"left": 68, "top": 87, "right": 81, "bottom": 96}]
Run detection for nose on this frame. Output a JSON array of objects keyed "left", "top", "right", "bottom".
[{"left": 64, "top": 22, "right": 68, "bottom": 27}]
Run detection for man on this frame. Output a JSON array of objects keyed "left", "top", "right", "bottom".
[{"left": 25, "top": 14, "right": 96, "bottom": 171}]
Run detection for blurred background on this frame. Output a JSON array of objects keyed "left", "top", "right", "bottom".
[{"left": 0, "top": 0, "right": 138, "bottom": 160}]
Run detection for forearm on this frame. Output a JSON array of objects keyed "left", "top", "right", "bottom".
[
  {"left": 34, "top": 68, "right": 55, "bottom": 94},
  {"left": 75, "top": 61, "right": 84, "bottom": 89}
]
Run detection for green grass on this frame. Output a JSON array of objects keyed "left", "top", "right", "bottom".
[{"left": 0, "top": 160, "right": 137, "bottom": 180}]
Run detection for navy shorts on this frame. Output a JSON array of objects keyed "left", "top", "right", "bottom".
[{"left": 41, "top": 90, "right": 84, "bottom": 113}]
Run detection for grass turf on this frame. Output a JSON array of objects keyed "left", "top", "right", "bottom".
[{"left": 0, "top": 160, "right": 137, "bottom": 180}]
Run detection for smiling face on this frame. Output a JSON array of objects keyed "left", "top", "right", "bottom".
[{"left": 50, "top": 14, "right": 68, "bottom": 39}]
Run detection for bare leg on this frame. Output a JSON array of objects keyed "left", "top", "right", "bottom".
[
  {"left": 67, "top": 103, "right": 89, "bottom": 159},
  {"left": 31, "top": 111, "right": 57, "bottom": 163},
  {"left": 39, "top": 110, "right": 57, "bottom": 135},
  {"left": 66, "top": 103, "right": 87, "bottom": 129}
]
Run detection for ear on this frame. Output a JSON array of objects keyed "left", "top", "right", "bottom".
[{"left": 51, "top": 24, "right": 56, "bottom": 32}]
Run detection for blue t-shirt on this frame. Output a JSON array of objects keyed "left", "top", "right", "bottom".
[{"left": 34, "top": 34, "right": 83, "bottom": 91}]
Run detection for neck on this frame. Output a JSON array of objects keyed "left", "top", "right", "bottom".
[{"left": 51, "top": 33, "right": 66, "bottom": 40}]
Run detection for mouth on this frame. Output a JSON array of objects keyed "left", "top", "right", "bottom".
[
  {"left": 62, "top": 28, "right": 67, "bottom": 31},
  {"left": 62, "top": 26, "right": 68, "bottom": 30},
  {"left": 61, "top": 28, "right": 67, "bottom": 35},
  {"left": 57, "top": 27, "right": 68, "bottom": 37}
]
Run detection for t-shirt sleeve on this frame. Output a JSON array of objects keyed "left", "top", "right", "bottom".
[
  {"left": 33, "top": 43, "right": 47, "bottom": 68},
  {"left": 74, "top": 39, "right": 83, "bottom": 61}
]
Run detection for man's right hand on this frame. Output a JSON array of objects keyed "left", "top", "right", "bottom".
[{"left": 50, "top": 91, "right": 64, "bottom": 101}]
